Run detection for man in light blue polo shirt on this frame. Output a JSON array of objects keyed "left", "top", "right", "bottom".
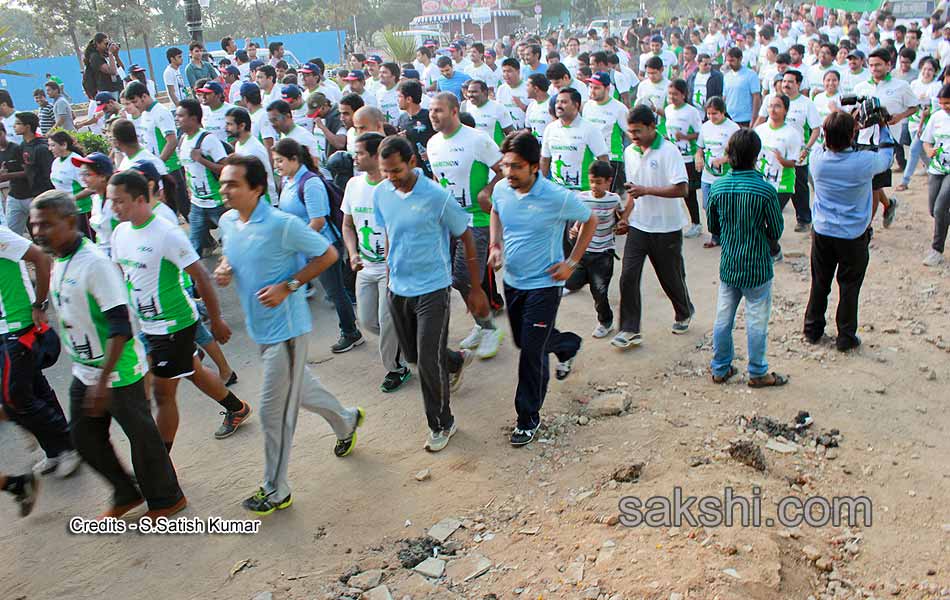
[
  {"left": 489, "top": 132, "right": 598, "bottom": 447},
  {"left": 214, "top": 154, "right": 365, "bottom": 516},
  {"left": 723, "top": 47, "right": 762, "bottom": 127},
  {"left": 373, "top": 136, "right": 489, "bottom": 453}
]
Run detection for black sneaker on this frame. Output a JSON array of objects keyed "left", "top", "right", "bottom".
[
  {"left": 224, "top": 371, "right": 238, "bottom": 386},
  {"left": 331, "top": 332, "right": 365, "bottom": 354},
  {"left": 334, "top": 407, "right": 366, "bottom": 457},
  {"left": 883, "top": 197, "right": 898, "bottom": 228},
  {"left": 214, "top": 401, "right": 252, "bottom": 439},
  {"left": 242, "top": 488, "right": 292, "bottom": 515},
  {"left": 836, "top": 335, "right": 862, "bottom": 353},
  {"left": 380, "top": 368, "right": 411, "bottom": 393},
  {"left": 13, "top": 474, "right": 39, "bottom": 517},
  {"left": 510, "top": 425, "right": 540, "bottom": 447}
]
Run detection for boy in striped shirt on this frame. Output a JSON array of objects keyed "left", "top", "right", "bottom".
[{"left": 565, "top": 161, "right": 622, "bottom": 339}]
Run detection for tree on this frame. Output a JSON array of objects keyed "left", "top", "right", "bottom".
[{"left": 0, "top": 26, "right": 31, "bottom": 77}]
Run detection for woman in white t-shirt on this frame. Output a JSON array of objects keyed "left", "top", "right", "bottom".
[
  {"left": 48, "top": 131, "right": 94, "bottom": 237},
  {"left": 696, "top": 96, "right": 740, "bottom": 248},
  {"left": 899, "top": 58, "right": 942, "bottom": 191},
  {"left": 920, "top": 83, "right": 950, "bottom": 267},
  {"left": 664, "top": 79, "right": 704, "bottom": 238},
  {"left": 811, "top": 69, "right": 843, "bottom": 158}
]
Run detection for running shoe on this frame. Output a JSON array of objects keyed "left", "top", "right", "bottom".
[
  {"left": 883, "top": 197, "right": 899, "bottom": 228},
  {"left": 459, "top": 325, "right": 484, "bottom": 350},
  {"left": 476, "top": 328, "right": 503, "bottom": 359},
  {"left": 794, "top": 222, "right": 811, "bottom": 233},
  {"left": 99, "top": 498, "right": 145, "bottom": 519},
  {"left": 143, "top": 496, "right": 187, "bottom": 520},
  {"left": 380, "top": 368, "right": 411, "bottom": 393},
  {"left": 610, "top": 331, "right": 643, "bottom": 349},
  {"left": 923, "top": 249, "right": 944, "bottom": 267},
  {"left": 510, "top": 425, "right": 540, "bottom": 447},
  {"left": 54, "top": 450, "right": 81, "bottom": 478},
  {"left": 214, "top": 401, "right": 253, "bottom": 439},
  {"left": 683, "top": 223, "right": 702, "bottom": 238},
  {"left": 448, "top": 350, "right": 474, "bottom": 392},
  {"left": 224, "top": 371, "right": 238, "bottom": 386},
  {"left": 242, "top": 488, "right": 292, "bottom": 515},
  {"left": 672, "top": 316, "right": 692, "bottom": 334},
  {"left": 331, "top": 331, "right": 365, "bottom": 353},
  {"left": 555, "top": 355, "right": 576, "bottom": 380},
  {"left": 13, "top": 474, "right": 39, "bottom": 517},
  {"left": 592, "top": 322, "right": 613, "bottom": 338},
  {"left": 334, "top": 407, "right": 366, "bottom": 457},
  {"left": 771, "top": 250, "right": 784, "bottom": 264},
  {"left": 424, "top": 420, "right": 457, "bottom": 452},
  {"left": 33, "top": 456, "right": 59, "bottom": 476}
]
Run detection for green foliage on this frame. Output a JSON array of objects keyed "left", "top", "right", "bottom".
[
  {"left": 0, "top": 26, "right": 31, "bottom": 77},
  {"left": 75, "top": 131, "right": 112, "bottom": 155},
  {"left": 380, "top": 26, "right": 417, "bottom": 65}
]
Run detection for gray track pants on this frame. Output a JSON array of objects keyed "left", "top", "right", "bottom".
[{"left": 356, "top": 268, "right": 405, "bottom": 373}]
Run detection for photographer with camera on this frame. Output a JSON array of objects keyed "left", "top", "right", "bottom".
[
  {"left": 82, "top": 33, "right": 125, "bottom": 99},
  {"left": 852, "top": 49, "right": 919, "bottom": 229},
  {"left": 919, "top": 83, "right": 950, "bottom": 267},
  {"left": 804, "top": 110, "right": 894, "bottom": 353}
]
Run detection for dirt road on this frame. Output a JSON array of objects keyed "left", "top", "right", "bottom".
[{"left": 1, "top": 178, "right": 948, "bottom": 600}]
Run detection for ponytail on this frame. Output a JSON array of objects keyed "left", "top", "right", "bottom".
[{"left": 273, "top": 137, "right": 316, "bottom": 173}]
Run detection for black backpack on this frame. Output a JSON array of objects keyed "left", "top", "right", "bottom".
[
  {"left": 193, "top": 130, "right": 235, "bottom": 156},
  {"left": 297, "top": 169, "right": 344, "bottom": 239}
]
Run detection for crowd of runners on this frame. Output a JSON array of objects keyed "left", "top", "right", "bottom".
[{"left": 0, "top": 0, "right": 947, "bottom": 521}]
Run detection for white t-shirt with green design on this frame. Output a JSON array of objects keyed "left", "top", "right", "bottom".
[
  {"left": 141, "top": 101, "right": 181, "bottom": 171},
  {"left": 90, "top": 193, "right": 119, "bottom": 257},
  {"left": 496, "top": 81, "right": 529, "bottom": 129},
  {"left": 118, "top": 147, "right": 169, "bottom": 178},
  {"left": 427, "top": 125, "right": 502, "bottom": 228},
  {"left": 664, "top": 102, "right": 703, "bottom": 163},
  {"left": 921, "top": 109, "right": 950, "bottom": 175},
  {"left": 582, "top": 97, "right": 628, "bottom": 162},
  {"left": 467, "top": 99, "right": 514, "bottom": 146},
  {"left": 0, "top": 226, "right": 35, "bottom": 334},
  {"left": 179, "top": 129, "right": 228, "bottom": 208},
  {"left": 111, "top": 214, "right": 200, "bottom": 335},
  {"left": 51, "top": 153, "right": 88, "bottom": 212},
  {"left": 525, "top": 99, "right": 554, "bottom": 142},
  {"left": 698, "top": 118, "right": 740, "bottom": 184},
  {"left": 234, "top": 136, "right": 277, "bottom": 203},
  {"left": 811, "top": 91, "right": 841, "bottom": 147},
  {"left": 341, "top": 174, "right": 386, "bottom": 275},
  {"left": 51, "top": 239, "right": 148, "bottom": 387},
  {"left": 754, "top": 122, "right": 800, "bottom": 194},
  {"left": 203, "top": 102, "right": 236, "bottom": 143},
  {"left": 540, "top": 116, "right": 609, "bottom": 191}
]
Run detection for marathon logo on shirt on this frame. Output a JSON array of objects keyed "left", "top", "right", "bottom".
[
  {"left": 549, "top": 144, "right": 580, "bottom": 152},
  {"left": 117, "top": 258, "right": 149, "bottom": 270},
  {"left": 431, "top": 160, "right": 461, "bottom": 167}
]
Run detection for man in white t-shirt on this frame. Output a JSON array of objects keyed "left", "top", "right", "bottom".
[
  {"left": 163, "top": 47, "right": 187, "bottom": 106},
  {"left": 195, "top": 81, "right": 235, "bottom": 143},
  {"left": 611, "top": 104, "right": 694, "bottom": 350},
  {"left": 226, "top": 107, "right": 277, "bottom": 204},
  {"left": 495, "top": 57, "right": 529, "bottom": 129},
  {"left": 464, "top": 43, "right": 498, "bottom": 91},
  {"left": 341, "top": 131, "right": 410, "bottom": 392}
]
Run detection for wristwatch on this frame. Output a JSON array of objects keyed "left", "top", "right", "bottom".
[
  {"left": 286, "top": 279, "right": 302, "bottom": 292},
  {"left": 32, "top": 299, "right": 49, "bottom": 311}
]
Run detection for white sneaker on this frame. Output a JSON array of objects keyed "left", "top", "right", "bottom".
[
  {"left": 475, "top": 328, "right": 503, "bottom": 359},
  {"left": 460, "top": 325, "right": 483, "bottom": 349},
  {"left": 610, "top": 331, "right": 643, "bottom": 349},
  {"left": 923, "top": 249, "right": 944, "bottom": 267},
  {"left": 684, "top": 223, "right": 703, "bottom": 238},
  {"left": 449, "top": 350, "right": 475, "bottom": 392},
  {"left": 54, "top": 450, "right": 81, "bottom": 478},
  {"left": 592, "top": 323, "right": 613, "bottom": 338},
  {"left": 424, "top": 421, "right": 458, "bottom": 452},
  {"left": 33, "top": 456, "right": 59, "bottom": 476}
]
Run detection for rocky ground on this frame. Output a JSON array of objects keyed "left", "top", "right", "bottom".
[{"left": 1, "top": 174, "right": 948, "bottom": 600}]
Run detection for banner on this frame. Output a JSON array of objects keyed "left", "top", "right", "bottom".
[
  {"left": 421, "top": 0, "right": 497, "bottom": 15},
  {"left": 816, "top": 0, "right": 883, "bottom": 11}
]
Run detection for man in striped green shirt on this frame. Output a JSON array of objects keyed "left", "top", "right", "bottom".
[{"left": 707, "top": 128, "right": 787, "bottom": 388}]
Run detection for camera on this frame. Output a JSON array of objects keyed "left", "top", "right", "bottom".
[{"left": 840, "top": 94, "right": 890, "bottom": 128}]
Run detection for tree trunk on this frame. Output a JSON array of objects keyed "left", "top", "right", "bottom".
[
  {"left": 68, "top": 22, "right": 83, "bottom": 72},
  {"left": 142, "top": 26, "right": 157, "bottom": 90}
]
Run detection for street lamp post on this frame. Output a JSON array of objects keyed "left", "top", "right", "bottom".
[{"left": 185, "top": 0, "right": 205, "bottom": 44}]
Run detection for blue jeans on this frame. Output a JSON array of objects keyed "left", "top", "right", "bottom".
[
  {"left": 901, "top": 134, "right": 928, "bottom": 186},
  {"left": 318, "top": 240, "right": 359, "bottom": 338},
  {"left": 711, "top": 280, "right": 772, "bottom": 379},
  {"left": 188, "top": 204, "right": 228, "bottom": 253}
]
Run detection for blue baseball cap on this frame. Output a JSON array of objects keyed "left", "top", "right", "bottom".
[
  {"left": 402, "top": 68, "right": 420, "bottom": 80},
  {"left": 343, "top": 70, "right": 366, "bottom": 81},
  {"left": 281, "top": 84, "right": 303, "bottom": 100},
  {"left": 71, "top": 152, "right": 114, "bottom": 175},
  {"left": 239, "top": 81, "right": 260, "bottom": 98},
  {"left": 130, "top": 160, "right": 162, "bottom": 183},
  {"left": 249, "top": 59, "right": 266, "bottom": 70},
  {"left": 223, "top": 65, "right": 241, "bottom": 76},
  {"left": 196, "top": 81, "right": 224, "bottom": 95},
  {"left": 94, "top": 92, "right": 115, "bottom": 111},
  {"left": 589, "top": 71, "right": 612, "bottom": 87},
  {"left": 298, "top": 62, "right": 321, "bottom": 74},
  {"left": 366, "top": 54, "right": 383, "bottom": 64}
]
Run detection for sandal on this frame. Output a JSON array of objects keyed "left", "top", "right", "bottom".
[
  {"left": 748, "top": 372, "right": 789, "bottom": 388},
  {"left": 895, "top": 183, "right": 908, "bottom": 192},
  {"left": 712, "top": 365, "right": 738, "bottom": 384},
  {"left": 703, "top": 239, "right": 720, "bottom": 248}
]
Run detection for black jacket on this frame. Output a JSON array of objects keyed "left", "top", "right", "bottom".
[{"left": 686, "top": 69, "right": 724, "bottom": 105}]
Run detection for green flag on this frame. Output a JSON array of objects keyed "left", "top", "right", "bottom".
[{"left": 816, "top": 0, "right": 883, "bottom": 11}]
